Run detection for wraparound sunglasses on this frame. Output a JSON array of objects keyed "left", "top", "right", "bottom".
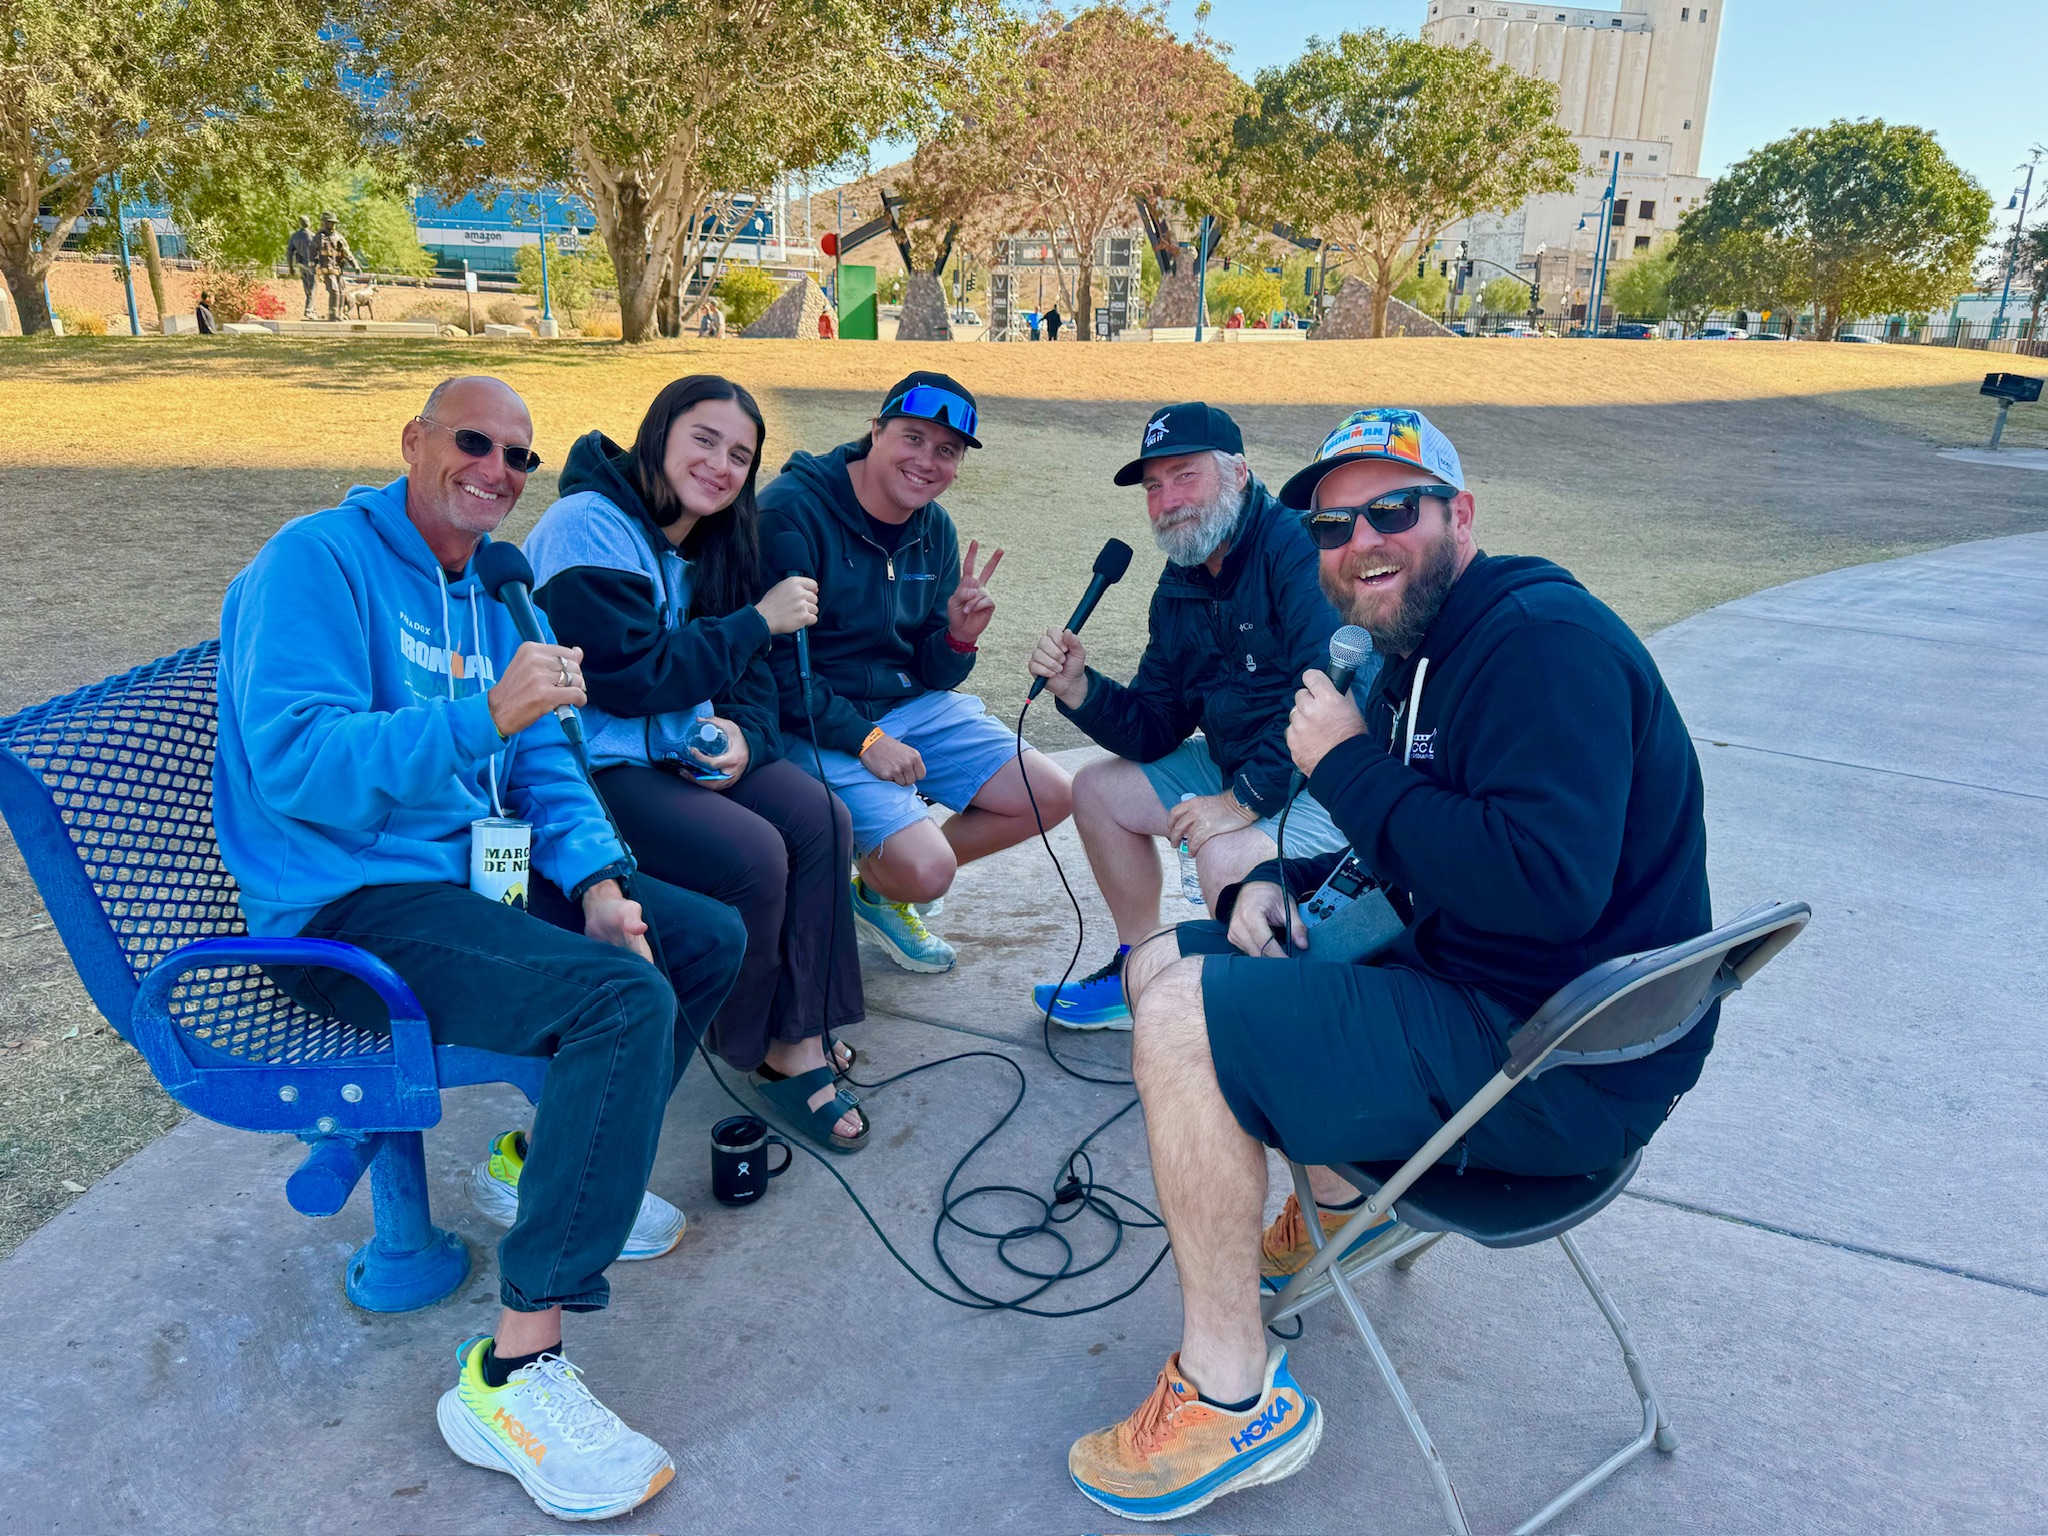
[
  {"left": 1301, "top": 484, "right": 1457, "bottom": 549},
  {"left": 416, "top": 417, "right": 544, "bottom": 474}
]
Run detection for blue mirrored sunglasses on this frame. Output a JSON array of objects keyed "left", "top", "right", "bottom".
[{"left": 889, "top": 385, "right": 978, "bottom": 440}]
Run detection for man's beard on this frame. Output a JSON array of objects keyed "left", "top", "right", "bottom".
[
  {"left": 1153, "top": 479, "right": 1244, "bottom": 566},
  {"left": 1321, "top": 518, "right": 1461, "bottom": 656}
]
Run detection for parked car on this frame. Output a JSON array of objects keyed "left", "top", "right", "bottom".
[
  {"left": 1747, "top": 332, "right": 1789, "bottom": 341},
  {"left": 951, "top": 308, "right": 981, "bottom": 326},
  {"left": 1835, "top": 333, "right": 1884, "bottom": 344},
  {"left": 1496, "top": 324, "right": 1537, "bottom": 337},
  {"left": 1611, "top": 322, "right": 1660, "bottom": 340},
  {"left": 1697, "top": 327, "right": 1750, "bottom": 340},
  {"left": 1447, "top": 322, "right": 1470, "bottom": 336}
]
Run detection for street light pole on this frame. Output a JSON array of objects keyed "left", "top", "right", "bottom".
[
  {"left": 112, "top": 174, "right": 142, "bottom": 337},
  {"left": 1584, "top": 150, "right": 1622, "bottom": 337},
  {"left": 1993, "top": 151, "right": 2040, "bottom": 341},
  {"left": 1194, "top": 214, "right": 1214, "bottom": 341},
  {"left": 534, "top": 199, "right": 554, "bottom": 327}
]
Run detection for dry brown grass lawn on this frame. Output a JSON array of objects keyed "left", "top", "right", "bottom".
[{"left": 3, "top": 333, "right": 2048, "bottom": 1259}]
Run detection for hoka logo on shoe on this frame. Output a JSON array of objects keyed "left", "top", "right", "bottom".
[
  {"left": 1229, "top": 1395, "right": 1294, "bottom": 1452},
  {"left": 493, "top": 1407, "right": 547, "bottom": 1465}
]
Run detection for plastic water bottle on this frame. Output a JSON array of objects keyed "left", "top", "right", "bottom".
[
  {"left": 686, "top": 718, "right": 729, "bottom": 780},
  {"left": 1176, "top": 793, "right": 1204, "bottom": 906}
]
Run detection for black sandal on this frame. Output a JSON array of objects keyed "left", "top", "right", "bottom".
[{"left": 752, "top": 1064, "right": 870, "bottom": 1153}]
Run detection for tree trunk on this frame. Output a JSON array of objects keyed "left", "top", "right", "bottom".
[
  {"left": 137, "top": 220, "right": 169, "bottom": 326},
  {"left": 601, "top": 182, "right": 661, "bottom": 344},
  {"left": 1075, "top": 261, "right": 1094, "bottom": 341},
  {"left": 0, "top": 242, "right": 53, "bottom": 335},
  {"left": 1371, "top": 279, "right": 1393, "bottom": 340}
]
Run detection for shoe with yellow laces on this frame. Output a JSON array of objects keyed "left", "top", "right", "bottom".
[
  {"left": 437, "top": 1334, "right": 675, "bottom": 1522},
  {"left": 1068, "top": 1346, "right": 1322, "bottom": 1522},
  {"left": 850, "top": 874, "right": 957, "bottom": 973},
  {"left": 1259, "top": 1192, "right": 1401, "bottom": 1294}
]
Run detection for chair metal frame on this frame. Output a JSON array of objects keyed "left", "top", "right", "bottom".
[
  {"left": 0, "top": 643, "right": 548, "bottom": 1311},
  {"left": 1261, "top": 900, "right": 1811, "bottom": 1534}
]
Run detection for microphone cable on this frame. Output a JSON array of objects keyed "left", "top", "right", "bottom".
[{"left": 691, "top": 636, "right": 1168, "bottom": 1317}]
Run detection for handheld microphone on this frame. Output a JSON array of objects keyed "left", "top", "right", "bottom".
[
  {"left": 1325, "top": 625, "right": 1372, "bottom": 697},
  {"left": 1028, "top": 538, "right": 1134, "bottom": 699},
  {"left": 475, "top": 540, "right": 583, "bottom": 747},
  {"left": 768, "top": 531, "right": 814, "bottom": 685}
]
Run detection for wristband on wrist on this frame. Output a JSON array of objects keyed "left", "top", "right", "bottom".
[
  {"left": 945, "top": 632, "right": 978, "bottom": 654},
  {"left": 860, "top": 726, "right": 886, "bottom": 756}
]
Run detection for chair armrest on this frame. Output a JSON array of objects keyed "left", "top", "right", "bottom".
[{"left": 131, "top": 937, "right": 439, "bottom": 1129}]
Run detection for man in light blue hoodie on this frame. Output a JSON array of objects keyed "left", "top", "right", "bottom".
[{"left": 215, "top": 376, "right": 746, "bottom": 1524}]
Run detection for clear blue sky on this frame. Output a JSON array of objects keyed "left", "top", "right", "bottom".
[{"left": 1175, "top": 0, "right": 2047, "bottom": 212}]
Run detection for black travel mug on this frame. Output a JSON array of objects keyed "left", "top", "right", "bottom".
[{"left": 711, "top": 1114, "right": 792, "bottom": 1206}]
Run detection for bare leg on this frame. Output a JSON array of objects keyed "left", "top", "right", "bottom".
[
  {"left": 495, "top": 1304, "right": 562, "bottom": 1356},
  {"left": 858, "top": 819, "right": 956, "bottom": 904},
  {"left": 1071, "top": 756, "right": 1174, "bottom": 945},
  {"left": 1126, "top": 943, "right": 1269, "bottom": 1404},
  {"left": 1191, "top": 824, "right": 1279, "bottom": 914},
  {"left": 941, "top": 750, "right": 1073, "bottom": 865}
]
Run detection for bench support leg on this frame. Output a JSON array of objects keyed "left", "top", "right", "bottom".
[{"left": 344, "top": 1131, "right": 469, "bottom": 1313}]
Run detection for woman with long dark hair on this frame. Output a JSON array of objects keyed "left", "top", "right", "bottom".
[{"left": 525, "top": 375, "right": 869, "bottom": 1152}]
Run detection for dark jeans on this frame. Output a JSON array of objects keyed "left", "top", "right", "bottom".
[
  {"left": 1180, "top": 921, "right": 1670, "bottom": 1176},
  {"left": 596, "top": 758, "right": 863, "bottom": 1072},
  {"left": 280, "top": 874, "right": 745, "bottom": 1312}
]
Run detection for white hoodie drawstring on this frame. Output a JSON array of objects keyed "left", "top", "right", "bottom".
[
  {"left": 1401, "top": 658, "right": 1430, "bottom": 767},
  {"left": 441, "top": 570, "right": 505, "bottom": 817}
]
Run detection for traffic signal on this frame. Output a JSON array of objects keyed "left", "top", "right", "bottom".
[
  {"left": 1417, "top": 258, "right": 1427, "bottom": 278},
  {"left": 1439, "top": 261, "right": 1449, "bottom": 278}
]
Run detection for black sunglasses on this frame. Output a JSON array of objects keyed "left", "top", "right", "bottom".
[
  {"left": 417, "top": 417, "right": 543, "bottom": 474},
  {"left": 1301, "top": 485, "right": 1457, "bottom": 550}
]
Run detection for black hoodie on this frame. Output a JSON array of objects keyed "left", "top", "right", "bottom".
[
  {"left": 1274, "top": 553, "right": 1713, "bottom": 1105},
  {"left": 755, "top": 441, "right": 973, "bottom": 754},
  {"left": 530, "top": 430, "right": 782, "bottom": 771}
]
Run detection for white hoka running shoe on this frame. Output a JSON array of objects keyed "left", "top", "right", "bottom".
[
  {"left": 438, "top": 1335, "right": 674, "bottom": 1522},
  {"left": 468, "top": 1131, "right": 686, "bottom": 1260}
]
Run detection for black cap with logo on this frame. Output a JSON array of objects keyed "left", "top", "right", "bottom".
[
  {"left": 1112, "top": 402, "right": 1244, "bottom": 486},
  {"left": 877, "top": 371, "right": 982, "bottom": 449}
]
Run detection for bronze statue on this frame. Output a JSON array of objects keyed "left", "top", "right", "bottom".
[
  {"left": 285, "top": 215, "right": 317, "bottom": 319},
  {"left": 310, "top": 212, "right": 362, "bottom": 322}
]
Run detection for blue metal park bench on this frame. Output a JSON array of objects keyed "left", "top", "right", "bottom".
[{"left": 0, "top": 642, "right": 546, "bottom": 1311}]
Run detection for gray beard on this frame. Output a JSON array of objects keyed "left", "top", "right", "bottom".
[{"left": 1154, "top": 481, "right": 1244, "bottom": 566}]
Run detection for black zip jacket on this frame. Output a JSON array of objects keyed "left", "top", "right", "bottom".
[
  {"left": 755, "top": 441, "right": 974, "bottom": 754},
  {"left": 1057, "top": 478, "right": 1344, "bottom": 817},
  {"left": 1250, "top": 553, "right": 1713, "bottom": 1105},
  {"left": 531, "top": 430, "right": 782, "bottom": 770}
]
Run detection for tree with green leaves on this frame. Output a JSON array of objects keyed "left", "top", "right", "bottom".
[
  {"left": 1605, "top": 242, "right": 1673, "bottom": 321},
  {"left": 175, "top": 159, "right": 435, "bottom": 277},
  {"left": 1231, "top": 30, "right": 1577, "bottom": 339},
  {"left": 1478, "top": 274, "right": 1533, "bottom": 319},
  {"left": 514, "top": 229, "right": 617, "bottom": 326},
  {"left": 1674, "top": 119, "right": 1991, "bottom": 340},
  {"left": 353, "top": 0, "right": 1003, "bottom": 343},
  {"left": 1, "top": 0, "right": 344, "bottom": 334}
]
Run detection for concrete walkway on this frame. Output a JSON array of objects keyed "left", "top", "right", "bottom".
[{"left": 4, "top": 535, "right": 2047, "bottom": 1534}]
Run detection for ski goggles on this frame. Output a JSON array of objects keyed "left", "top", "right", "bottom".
[
  {"left": 1300, "top": 485, "right": 1458, "bottom": 549},
  {"left": 881, "top": 385, "right": 980, "bottom": 446},
  {"left": 416, "top": 417, "right": 544, "bottom": 474}
]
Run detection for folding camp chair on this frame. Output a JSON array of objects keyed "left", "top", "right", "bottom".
[{"left": 1261, "top": 899, "right": 1811, "bottom": 1534}]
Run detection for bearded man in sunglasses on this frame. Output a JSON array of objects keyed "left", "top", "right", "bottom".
[
  {"left": 214, "top": 374, "right": 748, "bottom": 1522},
  {"left": 1066, "top": 408, "right": 1711, "bottom": 1523}
]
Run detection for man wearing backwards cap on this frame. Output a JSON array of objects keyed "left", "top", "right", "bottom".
[
  {"left": 758, "top": 371, "right": 1073, "bottom": 974},
  {"left": 1026, "top": 402, "right": 1350, "bottom": 1030},
  {"left": 1067, "top": 407, "right": 1711, "bottom": 1524}
]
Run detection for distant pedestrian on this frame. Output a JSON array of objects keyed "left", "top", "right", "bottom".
[
  {"left": 195, "top": 292, "right": 217, "bottom": 335},
  {"left": 286, "top": 216, "right": 316, "bottom": 319},
  {"left": 1046, "top": 305, "right": 1062, "bottom": 341},
  {"left": 1027, "top": 311, "right": 1042, "bottom": 341},
  {"left": 1226, "top": 307, "right": 1244, "bottom": 330}
]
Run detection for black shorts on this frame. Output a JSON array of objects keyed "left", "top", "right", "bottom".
[{"left": 1179, "top": 922, "right": 1669, "bottom": 1176}]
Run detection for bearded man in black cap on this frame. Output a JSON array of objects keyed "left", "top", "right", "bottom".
[
  {"left": 1025, "top": 403, "right": 1350, "bottom": 1030},
  {"left": 759, "top": 371, "right": 1073, "bottom": 975}
]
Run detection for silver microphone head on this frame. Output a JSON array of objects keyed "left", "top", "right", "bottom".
[{"left": 1328, "top": 625, "right": 1373, "bottom": 675}]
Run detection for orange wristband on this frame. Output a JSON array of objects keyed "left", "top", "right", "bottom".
[{"left": 860, "top": 726, "right": 885, "bottom": 756}]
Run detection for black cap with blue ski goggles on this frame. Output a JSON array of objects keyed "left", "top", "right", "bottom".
[{"left": 877, "top": 371, "right": 982, "bottom": 449}]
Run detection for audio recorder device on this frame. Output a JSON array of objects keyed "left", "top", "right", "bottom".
[{"left": 1299, "top": 851, "right": 1405, "bottom": 964}]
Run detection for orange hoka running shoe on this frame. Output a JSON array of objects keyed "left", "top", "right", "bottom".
[
  {"left": 1068, "top": 1347, "right": 1322, "bottom": 1522},
  {"left": 1260, "top": 1193, "right": 1400, "bottom": 1293}
]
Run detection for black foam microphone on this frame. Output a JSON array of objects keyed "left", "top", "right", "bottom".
[
  {"left": 475, "top": 540, "right": 583, "bottom": 747},
  {"left": 1325, "top": 624, "right": 1373, "bottom": 696},
  {"left": 768, "top": 531, "right": 814, "bottom": 684},
  {"left": 1029, "top": 538, "right": 1135, "bottom": 700}
]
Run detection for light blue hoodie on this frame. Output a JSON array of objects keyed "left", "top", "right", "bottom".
[{"left": 214, "top": 476, "right": 627, "bottom": 936}]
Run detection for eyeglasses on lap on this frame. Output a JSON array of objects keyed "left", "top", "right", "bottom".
[
  {"left": 416, "top": 417, "right": 544, "bottom": 474},
  {"left": 1301, "top": 485, "right": 1457, "bottom": 549},
  {"left": 890, "top": 385, "right": 978, "bottom": 439}
]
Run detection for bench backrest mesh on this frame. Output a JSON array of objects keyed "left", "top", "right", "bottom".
[{"left": 0, "top": 643, "right": 386, "bottom": 1063}]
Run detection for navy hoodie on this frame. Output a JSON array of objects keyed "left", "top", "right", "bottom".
[
  {"left": 1296, "top": 553, "right": 1713, "bottom": 1104},
  {"left": 755, "top": 441, "right": 973, "bottom": 753}
]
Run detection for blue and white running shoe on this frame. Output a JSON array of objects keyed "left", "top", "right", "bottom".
[
  {"left": 851, "top": 876, "right": 957, "bottom": 973},
  {"left": 1033, "top": 951, "right": 1131, "bottom": 1030}
]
